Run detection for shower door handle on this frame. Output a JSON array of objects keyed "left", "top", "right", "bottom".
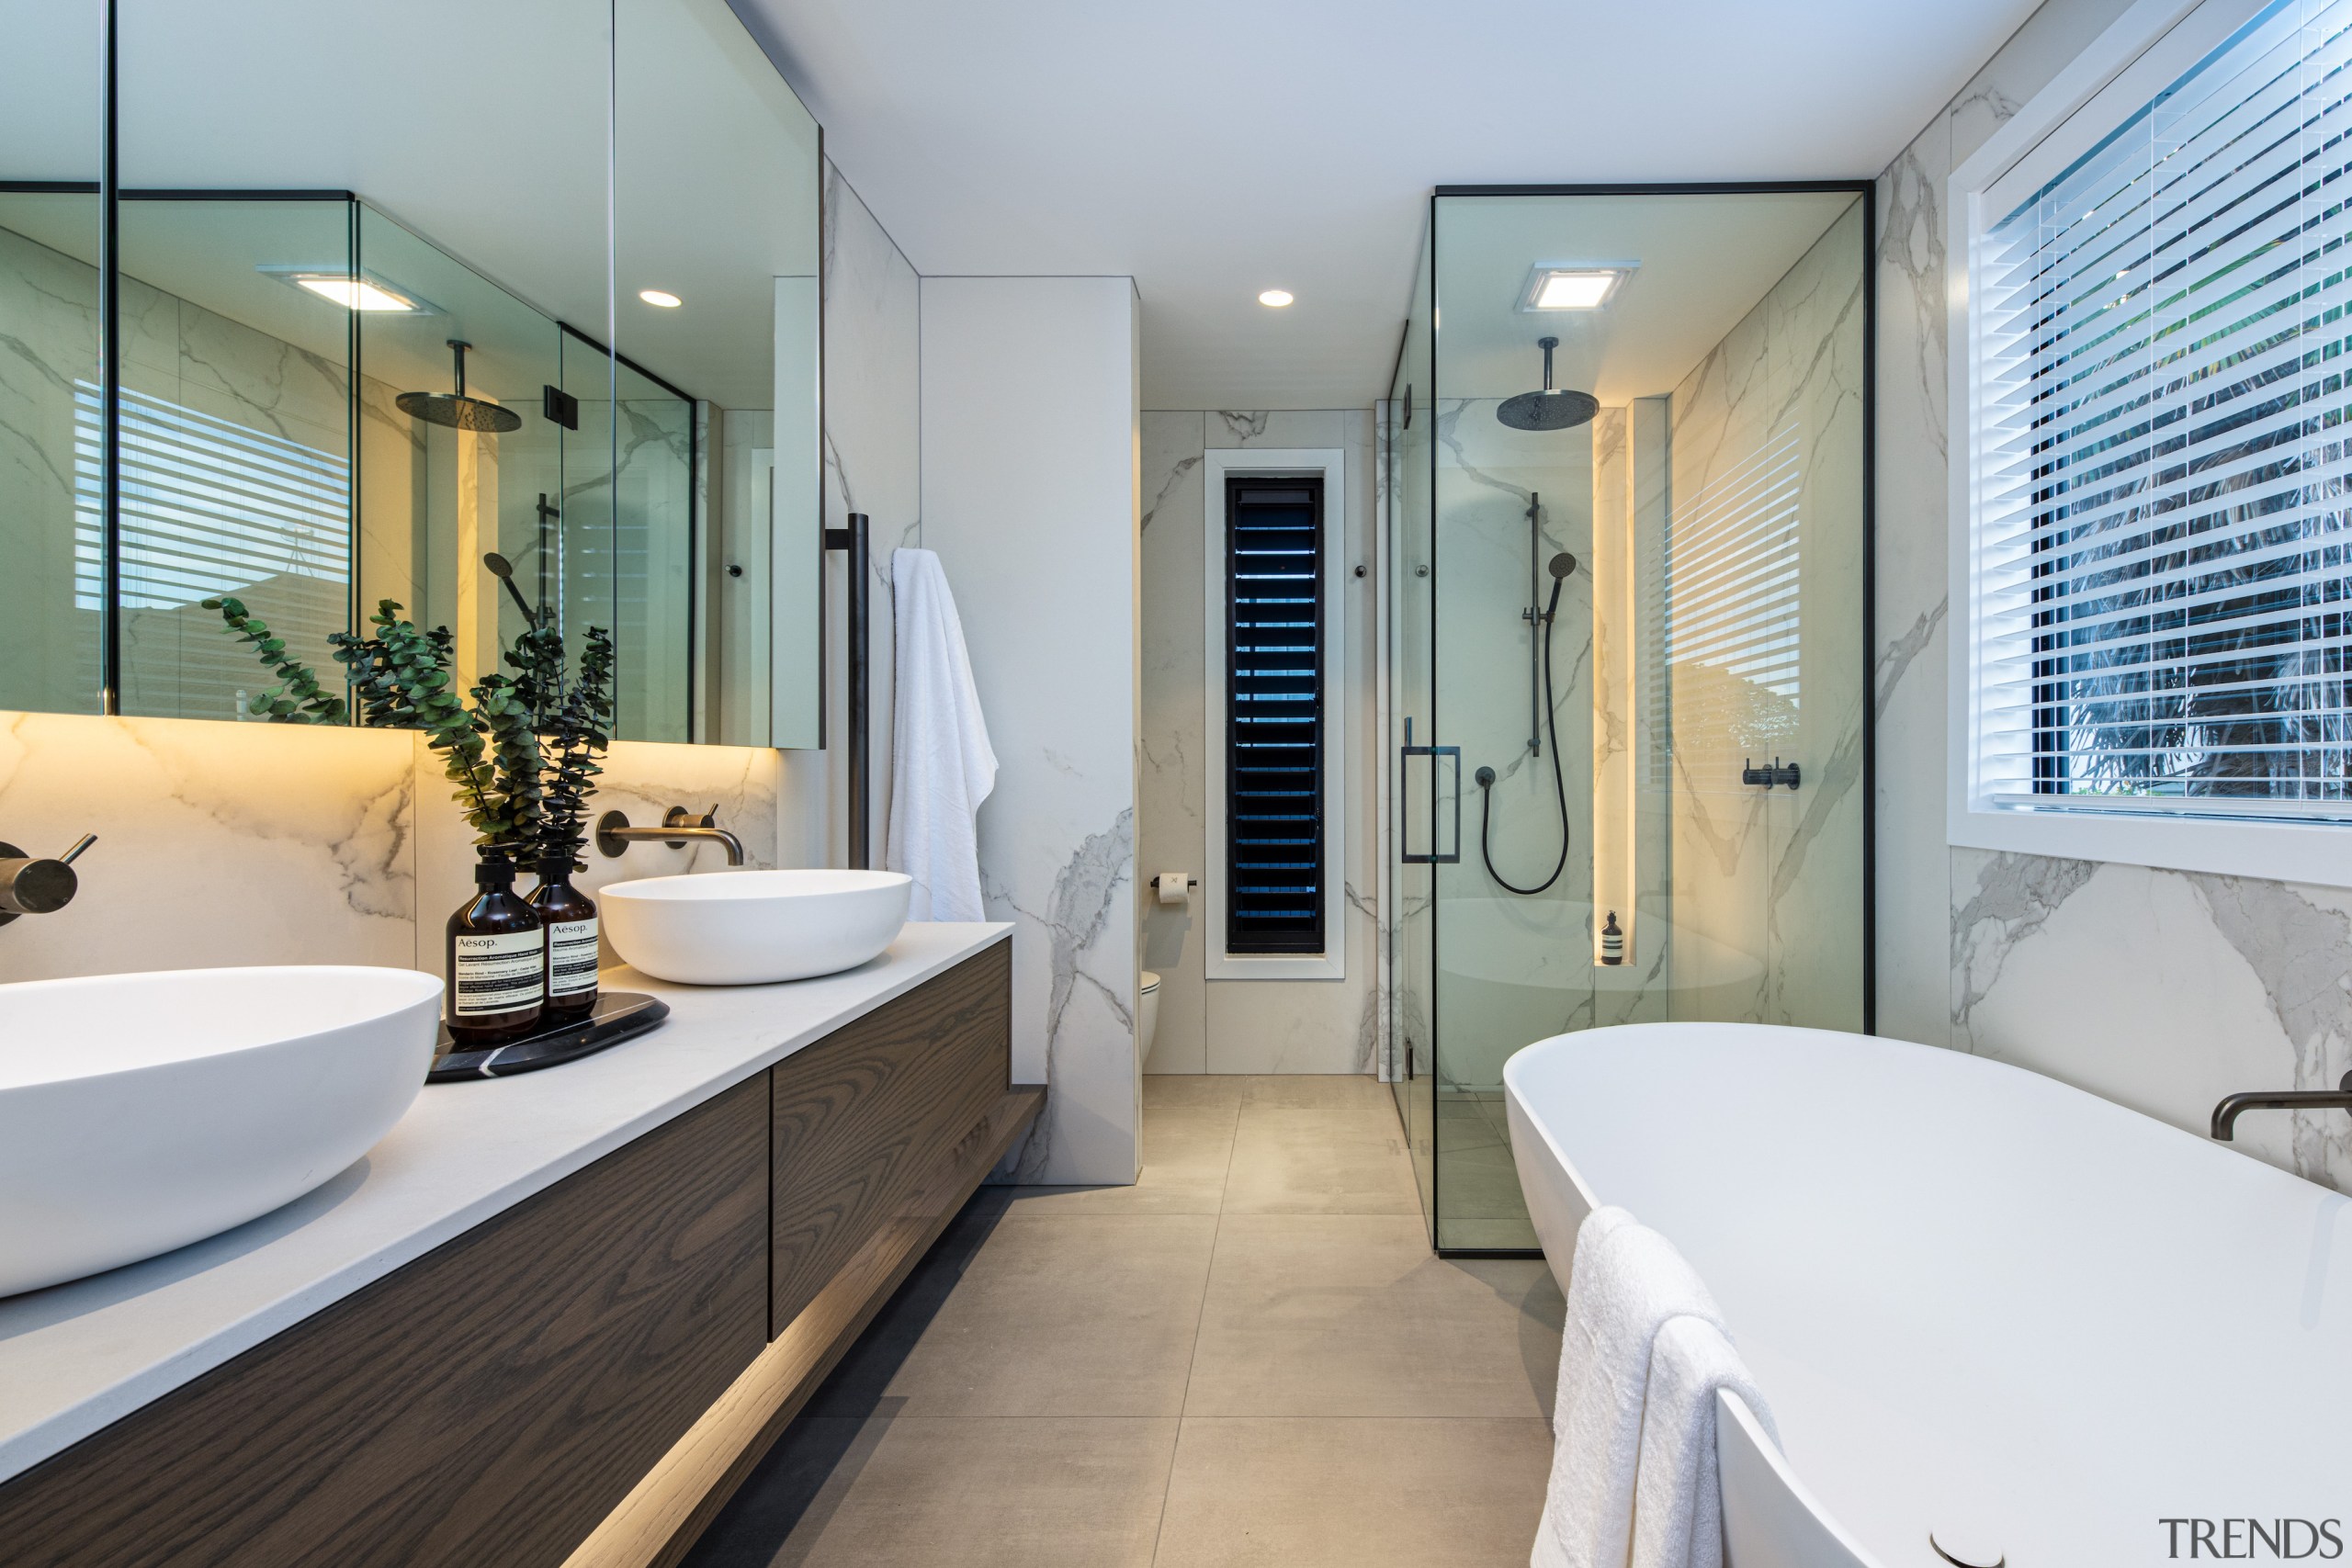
[{"left": 1398, "top": 717, "right": 1461, "bottom": 864}]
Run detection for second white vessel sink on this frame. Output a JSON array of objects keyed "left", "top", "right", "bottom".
[
  {"left": 0, "top": 965, "right": 442, "bottom": 1298},
  {"left": 601, "top": 868, "right": 911, "bottom": 985}
]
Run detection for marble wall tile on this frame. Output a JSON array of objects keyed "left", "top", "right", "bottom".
[
  {"left": 1138, "top": 412, "right": 1208, "bottom": 1073},
  {"left": 1866, "top": 0, "right": 2352, "bottom": 1193},
  {"left": 410, "top": 736, "right": 785, "bottom": 979},
  {"left": 1664, "top": 202, "right": 1869, "bottom": 1032},
  {"left": 1141, "top": 409, "right": 1381, "bottom": 1077},
  {"left": 922, "top": 276, "right": 1140, "bottom": 1185},
  {"left": 0, "top": 711, "right": 413, "bottom": 983}
]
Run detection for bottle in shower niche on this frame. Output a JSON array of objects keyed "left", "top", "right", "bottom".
[
  {"left": 1600, "top": 910, "right": 1624, "bottom": 965},
  {"left": 446, "top": 855, "right": 545, "bottom": 1046},
  {"left": 530, "top": 856, "right": 600, "bottom": 1025}
]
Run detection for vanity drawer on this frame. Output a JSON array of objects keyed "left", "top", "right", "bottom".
[
  {"left": 0, "top": 1075, "right": 771, "bottom": 1568},
  {"left": 769, "top": 939, "right": 1014, "bottom": 1334}
]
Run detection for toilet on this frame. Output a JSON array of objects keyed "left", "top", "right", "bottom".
[{"left": 1139, "top": 972, "right": 1160, "bottom": 1060}]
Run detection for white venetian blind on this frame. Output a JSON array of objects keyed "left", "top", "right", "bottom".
[
  {"left": 1658, "top": 423, "right": 1803, "bottom": 791},
  {"left": 1973, "top": 0, "right": 2352, "bottom": 818}
]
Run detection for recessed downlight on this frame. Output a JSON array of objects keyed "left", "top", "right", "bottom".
[
  {"left": 639, "top": 288, "right": 683, "bottom": 309},
  {"left": 1259, "top": 289, "right": 1294, "bottom": 308}
]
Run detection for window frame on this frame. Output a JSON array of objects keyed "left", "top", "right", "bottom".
[
  {"left": 1204, "top": 446, "right": 1348, "bottom": 979},
  {"left": 1947, "top": 0, "right": 2352, "bottom": 886}
]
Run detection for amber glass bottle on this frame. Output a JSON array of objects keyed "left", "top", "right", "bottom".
[
  {"left": 530, "top": 856, "right": 600, "bottom": 1025},
  {"left": 446, "top": 856, "right": 545, "bottom": 1046}
]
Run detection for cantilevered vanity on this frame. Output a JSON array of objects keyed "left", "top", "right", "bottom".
[{"left": 0, "top": 923, "right": 1030, "bottom": 1568}]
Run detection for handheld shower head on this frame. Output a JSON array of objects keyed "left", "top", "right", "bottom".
[{"left": 1543, "top": 551, "right": 1577, "bottom": 620}]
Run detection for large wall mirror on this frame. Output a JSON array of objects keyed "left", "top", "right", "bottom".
[{"left": 0, "top": 0, "right": 821, "bottom": 746}]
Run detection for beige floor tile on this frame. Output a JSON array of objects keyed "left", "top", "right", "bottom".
[
  {"left": 684, "top": 1416, "right": 1179, "bottom": 1568},
  {"left": 1438, "top": 1137, "right": 1532, "bottom": 1217},
  {"left": 1185, "top": 1214, "right": 1561, "bottom": 1418},
  {"left": 1223, "top": 1104, "right": 1421, "bottom": 1214},
  {"left": 1150, "top": 1416, "right": 1554, "bottom": 1568},
  {"left": 1238, "top": 1073, "right": 1390, "bottom": 1110},
  {"left": 1007, "top": 1100, "right": 1235, "bottom": 1214},
  {"left": 808, "top": 1213, "right": 1216, "bottom": 1418},
  {"left": 1143, "top": 1073, "right": 1249, "bottom": 1111}
]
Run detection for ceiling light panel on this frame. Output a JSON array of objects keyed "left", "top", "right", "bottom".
[
  {"left": 263, "top": 270, "right": 422, "bottom": 312},
  {"left": 1518, "top": 264, "right": 1635, "bottom": 312}
]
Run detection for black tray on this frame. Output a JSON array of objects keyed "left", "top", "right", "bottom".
[{"left": 427, "top": 991, "right": 670, "bottom": 1082}]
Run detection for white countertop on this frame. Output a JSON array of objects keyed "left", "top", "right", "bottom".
[{"left": 0, "top": 921, "right": 1012, "bottom": 1485}]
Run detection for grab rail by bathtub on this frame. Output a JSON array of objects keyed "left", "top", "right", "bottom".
[{"left": 2211, "top": 1070, "right": 2352, "bottom": 1141}]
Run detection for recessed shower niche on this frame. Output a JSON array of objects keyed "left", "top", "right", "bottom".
[
  {"left": 1385, "top": 186, "right": 1872, "bottom": 1250},
  {"left": 0, "top": 0, "right": 821, "bottom": 745}
]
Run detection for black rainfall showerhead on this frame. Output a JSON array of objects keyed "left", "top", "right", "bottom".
[
  {"left": 1496, "top": 336, "right": 1598, "bottom": 432},
  {"left": 398, "top": 340, "right": 522, "bottom": 434}
]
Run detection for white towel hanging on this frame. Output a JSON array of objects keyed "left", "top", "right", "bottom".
[
  {"left": 1532, "top": 1208, "right": 1726, "bottom": 1568},
  {"left": 886, "top": 548, "right": 996, "bottom": 920}
]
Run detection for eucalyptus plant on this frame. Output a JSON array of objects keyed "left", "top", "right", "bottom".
[
  {"left": 205, "top": 581, "right": 614, "bottom": 867},
  {"left": 199, "top": 596, "right": 349, "bottom": 725},
  {"left": 535, "top": 626, "right": 616, "bottom": 871}
]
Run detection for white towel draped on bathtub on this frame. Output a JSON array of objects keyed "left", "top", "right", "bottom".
[
  {"left": 886, "top": 548, "right": 997, "bottom": 920},
  {"left": 1532, "top": 1206, "right": 1764, "bottom": 1568},
  {"left": 1630, "top": 1315, "right": 1777, "bottom": 1568}
]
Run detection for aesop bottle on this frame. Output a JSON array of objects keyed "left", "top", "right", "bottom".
[
  {"left": 446, "top": 856, "right": 545, "bottom": 1046},
  {"left": 530, "top": 856, "right": 601, "bottom": 1025}
]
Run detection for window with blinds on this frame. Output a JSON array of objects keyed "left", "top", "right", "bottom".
[
  {"left": 1225, "top": 477, "right": 1327, "bottom": 954},
  {"left": 1971, "top": 0, "right": 2352, "bottom": 820}
]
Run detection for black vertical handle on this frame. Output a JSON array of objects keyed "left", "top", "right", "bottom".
[{"left": 824, "top": 513, "right": 873, "bottom": 869}]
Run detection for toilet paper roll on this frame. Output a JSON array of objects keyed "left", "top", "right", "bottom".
[{"left": 1158, "top": 872, "right": 1191, "bottom": 906}]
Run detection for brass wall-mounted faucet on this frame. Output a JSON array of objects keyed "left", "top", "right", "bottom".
[{"left": 595, "top": 807, "right": 744, "bottom": 866}]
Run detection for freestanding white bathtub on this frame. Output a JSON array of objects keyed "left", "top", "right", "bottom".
[{"left": 1505, "top": 1022, "right": 2352, "bottom": 1568}]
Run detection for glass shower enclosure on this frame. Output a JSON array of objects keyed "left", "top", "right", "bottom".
[{"left": 1386, "top": 186, "right": 1872, "bottom": 1252}]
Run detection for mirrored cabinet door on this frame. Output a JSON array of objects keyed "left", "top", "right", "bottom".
[
  {"left": 0, "top": 0, "right": 824, "bottom": 745},
  {"left": 0, "top": 1, "right": 104, "bottom": 716},
  {"left": 616, "top": 0, "right": 822, "bottom": 748},
  {"left": 110, "top": 0, "right": 616, "bottom": 728}
]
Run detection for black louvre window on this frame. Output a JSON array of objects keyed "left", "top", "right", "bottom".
[{"left": 1226, "top": 477, "right": 1326, "bottom": 955}]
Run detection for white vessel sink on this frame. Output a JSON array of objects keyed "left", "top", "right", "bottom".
[
  {"left": 601, "top": 868, "right": 911, "bottom": 985},
  {"left": 0, "top": 965, "right": 441, "bottom": 1298}
]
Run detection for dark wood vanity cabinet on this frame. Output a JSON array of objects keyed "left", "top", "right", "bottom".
[
  {"left": 770, "top": 937, "right": 1013, "bottom": 1333},
  {"left": 0, "top": 936, "right": 1027, "bottom": 1568}
]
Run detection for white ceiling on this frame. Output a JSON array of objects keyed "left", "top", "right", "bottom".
[
  {"left": 730, "top": 0, "right": 2038, "bottom": 410},
  {"left": 1433, "top": 191, "right": 1860, "bottom": 405}
]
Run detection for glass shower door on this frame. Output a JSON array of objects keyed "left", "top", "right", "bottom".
[{"left": 1389, "top": 229, "right": 1438, "bottom": 1236}]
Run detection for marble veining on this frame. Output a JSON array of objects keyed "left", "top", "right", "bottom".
[
  {"left": 1949, "top": 848, "right": 2097, "bottom": 1044},
  {"left": 2188, "top": 874, "right": 2352, "bottom": 1190},
  {"left": 1001, "top": 807, "right": 1136, "bottom": 1180}
]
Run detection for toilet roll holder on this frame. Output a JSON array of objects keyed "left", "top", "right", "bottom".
[{"left": 1151, "top": 874, "right": 1198, "bottom": 906}]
